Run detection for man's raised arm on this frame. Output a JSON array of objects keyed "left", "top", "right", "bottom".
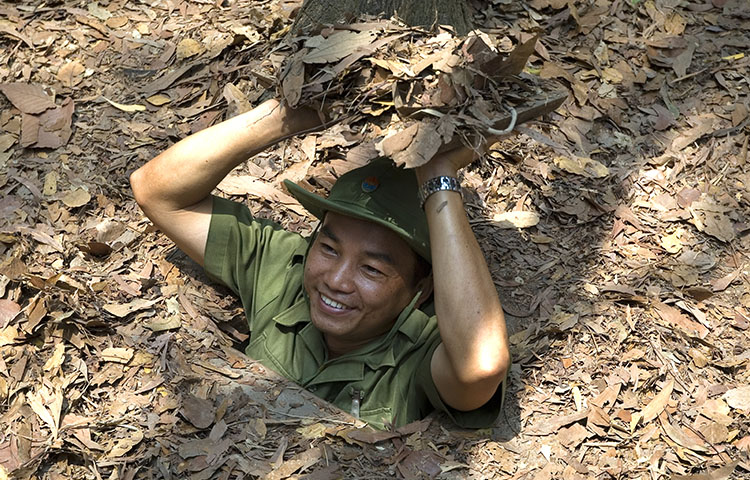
[
  {"left": 129, "top": 99, "right": 323, "bottom": 266},
  {"left": 416, "top": 148, "right": 511, "bottom": 412}
]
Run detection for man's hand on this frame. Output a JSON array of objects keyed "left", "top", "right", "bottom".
[
  {"left": 130, "top": 99, "right": 325, "bottom": 265},
  {"left": 415, "top": 136, "right": 499, "bottom": 184}
]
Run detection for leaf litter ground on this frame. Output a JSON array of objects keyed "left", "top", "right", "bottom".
[{"left": 0, "top": 0, "right": 749, "bottom": 479}]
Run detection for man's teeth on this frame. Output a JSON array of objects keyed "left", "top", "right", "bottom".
[{"left": 321, "top": 294, "right": 346, "bottom": 309}]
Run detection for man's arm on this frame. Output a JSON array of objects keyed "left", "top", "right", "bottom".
[
  {"left": 129, "top": 99, "right": 323, "bottom": 266},
  {"left": 416, "top": 148, "right": 511, "bottom": 412}
]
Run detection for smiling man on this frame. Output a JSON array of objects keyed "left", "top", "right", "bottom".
[{"left": 130, "top": 99, "right": 510, "bottom": 429}]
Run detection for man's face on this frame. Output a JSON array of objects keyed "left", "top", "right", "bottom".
[{"left": 304, "top": 211, "right": 426, "bottom": 355}]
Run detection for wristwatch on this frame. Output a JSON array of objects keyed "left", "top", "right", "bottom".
[{"left": 419, "top": 176, "right": 461, "bottom": 209}]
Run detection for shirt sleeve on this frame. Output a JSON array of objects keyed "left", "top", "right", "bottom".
[
  {"left": 414, "top": 332, "right": 506, "bottom": 429},
  {"left": 203, "top": 196, "right": 308, "bottom": 312}
]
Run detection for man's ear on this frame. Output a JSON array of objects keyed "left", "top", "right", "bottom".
[{"left": 414, "top": 272, "right": 434, "bottom": 308}]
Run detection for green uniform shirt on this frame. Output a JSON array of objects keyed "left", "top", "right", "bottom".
[{"left": 204, "top": 196, "right": 503, "bottom": 429}]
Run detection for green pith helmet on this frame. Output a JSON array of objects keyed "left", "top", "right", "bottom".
[{"left": 283, "top": 158, "right": 431, "bottom": 263}]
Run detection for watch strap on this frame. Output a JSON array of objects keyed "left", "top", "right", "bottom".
[{"left": 419, "top": 176, "right": 461, "bottom": 209}]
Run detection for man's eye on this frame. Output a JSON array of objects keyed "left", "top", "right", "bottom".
[
  {"left": 363, "top": 265, "right": 384, "bottom": 276},
  {"left": 320, "top": 243, "right": 336, "bottom": 254}
]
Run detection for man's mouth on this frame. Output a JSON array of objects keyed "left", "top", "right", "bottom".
[{"left": 320, "top": 293, "right": 350, "bottom": 311}]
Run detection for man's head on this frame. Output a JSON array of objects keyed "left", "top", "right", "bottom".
[
  {"left": 283, "top": 157, "right": 431, "bottom": 263},
  {"left": 284, "top": 158, "right": 432, "bottom": 354}
]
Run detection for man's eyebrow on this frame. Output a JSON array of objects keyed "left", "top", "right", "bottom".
[
  {"left": 363, "top": 249, "right": 395, "bottom": 266},
  {"left": 320, "top": 225, "right": 338, "bottom": 242},
  {"left": 321, "top": 225, "right": 396, "bottom": 266}
]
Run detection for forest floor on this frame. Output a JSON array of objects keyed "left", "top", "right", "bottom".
[{"left": 1, "top": 0, "right": 749, "bottom": 478}]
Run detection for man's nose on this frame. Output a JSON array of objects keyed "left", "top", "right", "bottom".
[{"left": 326, "top": 258, "right": 355, "bottom": 293}]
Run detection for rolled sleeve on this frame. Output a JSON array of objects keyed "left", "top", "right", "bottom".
[
  {"left": 414, "top": 337, "right": 506, "bottom": 429},
  {"left": 203, "top": 196, "right": 309, "bottom": 331}
]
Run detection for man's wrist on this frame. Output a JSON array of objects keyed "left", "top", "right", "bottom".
[
  {"left": 276, "top": 103, "right": 325, "bottom": 138},
  {"left": 415, "top": 163, "right": 458, "bottom": 184}
]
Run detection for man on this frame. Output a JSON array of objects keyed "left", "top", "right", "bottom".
[{"left": 130, "top": 98, "right": 510, "bottom": 429}]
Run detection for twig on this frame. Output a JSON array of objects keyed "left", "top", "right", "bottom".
[
  {"left": 648, "top": 335, "right": 691, "bottom": 393},
  {"left": 583, "top": 323, "right": 600, "bottom": 355},
  {"left": 668, "top": 68, "right": 708, "bottom": 85},
  {"left": 675, "top": 411, "right": 726, "bottom": 459}
]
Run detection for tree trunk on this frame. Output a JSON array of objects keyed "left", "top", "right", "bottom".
[{"left": 292, "top": 0, "right": 474, "bottom": 36}]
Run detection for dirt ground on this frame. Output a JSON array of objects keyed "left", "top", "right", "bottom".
[{"left": 0, "top": 0, "right": 749, "bottom": 478}]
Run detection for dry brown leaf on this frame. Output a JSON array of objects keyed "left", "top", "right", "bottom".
[
  {"left": 0, "top": 23, "right": 34, "bottom": 49},
  {"left": 0, "top": 325, "right": 19, "bottom": 347},
  {"left": 146, "top": 94, "right": 171, "bottom": 106},
  {"left": 144, "top": 315, "right": 181, "bottom": 332},
  {"left": 105, "top": 16, "right": 128, "bottom": 29},
  {"left": 43, "top": 171, "right": 58, "bottom": 196},
  {"left": 281, "top": 53, "right": 305, "bottom": 107},
  {"left": 303, "top": 30, "right": 376, "bottom": 64},
  {"left": 602, "top": 67, "right": 623, "bottom": 84},
  {"left": 732, "top": 103, "right": 748, "bottom": 126},
  {"left": 296, "top": 422, "right": 327, "bottom": 440},
  {"left": 28, "top": 386, "right": 63, "bottom": 438},
  {"left": 711, "top": 268, "right": 742, "bottom": 292},
  {"left": 0, "top": 83, "right": 57, "bottom": 114},
  {"left": 735, "top": 436, "right": 750, "bottom": 451},
  {"left": 101, "top": 347, "right": 134, "bottom": 364},
  {"left": 660, "top": 230, "right": 683, "bottom": 253},
  {"left": 57, "top": 61, "right": 85, "bottom": 87},
  {"left": 102, "top": 96, "right": 146, "bottom": 113},
  {"left": 103, "top": 298, "right": 159, "bottom": 318},
  {"left": 0, "top": 133, "right": 16, "bottom": 152},
  {"left": 181, "top": 394, "right": 215, "bottom": 429},
  {"left": 61, "top": 188, "right": 91, "bottom": 208},
  {"left": 344, "top": 427, "right": 400, "bottom": 444},
  {"left": 0, "top": 299, "right": 20, "bottom": 326},
  {"left": 665, "top": 12, "right": 687, "bottom": 35},
  {"left": 659, "top": 415, "right": 711, "bottom": 453},
  {"left": 106, "top": 428, "right": 144, "bottom": 458},
  {"left": 43, "top": 342, "right": 66, "bottom": 372},
  {"left": 219, "top": 175, "right": 306, "bottom": 215},
  {"left": 223, "top": 83, "right": 251, "bottom": 115},
  {"left": 87, "top": 2, "right": 112, "bottom": 20},
  {"left": 526, "top": 409, "right": 589, "bottom": 436},
  {"left": 491, "top": 211, "right": 540, "bottom": 229},
  {"left": 486, "top": 34, "right": 539, "bottom": 78},
  {"left": 34, "top": 98, "right": 75, "bottom": 148},
  {"left": 265, "top": 446, "right": 323, "bottom": 480},
  {"left": 379, "top": 117, "right": 455, "bottom": 168},
  {"left": 722, "top": 386, "right": 750, "bottom": 410},
  {"left": 690, "top": 205, "right": 735, "bottom": 243},
  {"left": 640, "top": 378, "right": 674, "bottom": 424},
  {"left": 671, "top": 115, "right": 715, "bottom": 151},
  {"left": 176, "top": 38, "right": 205, "bottom": 60},
  {"left": 557, "top": 423, "right": 589, "bottom": 448},
  {"left": 671, "top": 461, "right": 739, "bottom": 480},
  {"left": 654, "top": 302, "right": 709, "bottom": 339},
  {"left": 530, "top": 234, "right": 553, "bottom": 244},
  {"left": 621, "top": 348, "right": 646, "bottom": 362},
  {"left": 672, "top": 42, "right": 695, "bottom": 78},
  {"left": 553, "top": 156, "right": 609, "bottom": 178}
]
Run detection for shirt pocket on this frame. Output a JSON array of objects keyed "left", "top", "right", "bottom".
[{"left": 358, "top": 405, "right": 392, "bottom": 430}]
